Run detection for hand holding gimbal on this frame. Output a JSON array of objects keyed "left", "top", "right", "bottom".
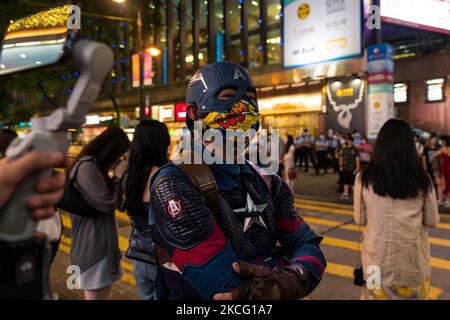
[{"left": 0, "top": 3, "right": 113, "bottom": 299}]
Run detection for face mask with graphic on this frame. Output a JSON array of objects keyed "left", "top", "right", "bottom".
[{"left": 202, "top": 98, "right": 261, "bottom": 132}]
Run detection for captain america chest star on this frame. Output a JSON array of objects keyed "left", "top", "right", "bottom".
[{"left": 213, "top": 168, "right": 277, "bottom": 263}]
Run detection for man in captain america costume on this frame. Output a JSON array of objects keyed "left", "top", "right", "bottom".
[{"left": 150, "top": 61, "right": 326, "bottom": 300}]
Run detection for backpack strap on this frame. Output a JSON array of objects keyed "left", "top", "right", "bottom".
[
  {"left": 177, "top": 161, "right": 219, "bottom": 217},
  {"left": 247, "top": 161, "right": 272, "bottom": 193}
]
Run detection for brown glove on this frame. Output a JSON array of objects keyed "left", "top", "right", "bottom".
[{"left": 230, "top": 262, "right": 311, "bottom": 300}]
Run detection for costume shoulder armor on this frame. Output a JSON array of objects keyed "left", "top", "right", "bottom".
[{"left": 151, "top": 165, "right": 215, "bottom": 250}]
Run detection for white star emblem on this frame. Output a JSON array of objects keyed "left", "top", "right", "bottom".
[{"left": 233, "top": 193, "right": 268, "bottom": 232}]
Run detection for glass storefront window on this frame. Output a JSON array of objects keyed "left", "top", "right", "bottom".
[
  {"left": 248, "top": 0, "right": 261, "bottom": 68},
  {"left": 248, "top": 34, "right": 262, "bottom": 68},
  {"left": 267, "top": 1, "right": 282, "bottom": 65},
  {"left": 230, "top": 38, "right": 244, "bottom": 64},
  {"left": 199, "top": 0, "right": 208, "bottom": 66},
  {"left": 267, "top": 0, "right": 282, "bottom": 27},
  {"left": 229, "top": 0, "right": 241, "bottom": 36},
  {"left": 173, "top": 0, "right": 182, "bottom": 80},
  {"left": 215, "top": 0, "right": 225, "bottom": 62},
  {"left": 267, "top": 29, "right": 281, "bottom": 65},
  {"left": 248, "top": 0, "right": 259, "bottom": 30},
  {"left": 185, "top": 0, "right": 194, "bottom": 75}
]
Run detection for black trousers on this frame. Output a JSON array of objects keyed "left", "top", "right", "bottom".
[
  {"left": 329, "top": 148, "right": 339, "bottom": 173},
  {"left": 315, "top": 150, "right": 328, "bottom": 174},
  {"left": 299, "top": 147, "right": 315, "bottom": 170},
  {"left": 294, "top": 148, "right": 301, "bottom": 167}
]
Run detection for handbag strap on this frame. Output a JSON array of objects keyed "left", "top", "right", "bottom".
[
  {"left": 69, "top": 158, "right": 94, "bottom": 183},
  {"left": 356, "top": 174, "right": 363, "bottom": 264}
]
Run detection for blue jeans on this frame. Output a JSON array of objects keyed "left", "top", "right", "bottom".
[{"left": 134, "top": 260, "right": 157, "bottom": 300}]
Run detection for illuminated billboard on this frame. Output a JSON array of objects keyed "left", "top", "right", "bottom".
[
  {"left": 381, "top": 0, "right": 450, "bottom": 35},
  {"left": 283, "top": 0, "right": 362, "bottom": 68}
]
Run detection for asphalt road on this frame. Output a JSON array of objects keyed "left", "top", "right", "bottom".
[{"left": 49, "top": 171, "right": 450, "bottom": 300}]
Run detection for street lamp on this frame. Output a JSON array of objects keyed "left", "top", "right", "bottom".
[
  {"left": 147, "top": 46, "right": 162, "bottom": 57},
  {"left": 111, "top": 0, "right": 147, "bottom": 117},
  {"left": 111, "top": 1, "right": 161, "bottom": 120}
]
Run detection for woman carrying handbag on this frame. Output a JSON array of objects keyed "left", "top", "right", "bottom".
[
  {"left": 283, "top": 135, "right": 297, "bottom": 190},
  {"left": 353, "top": 119, "right": 439, "bottom": 300},
  {"left": 122, "top": 120, "right": 171, "bottom": 300}
]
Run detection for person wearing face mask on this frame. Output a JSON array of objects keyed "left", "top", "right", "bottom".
[
  {"left": 357, "top": 135, "right": 373, "bottom": 171},
  {"left": 329, "top": 132, "right": 340, "bottom": 174},
  {"left": 298, "top": 129, "right": 316, "bottom": 172},
  {"left": 315, "top": 133, "right": 329, "bottom": 175},
  {"left": 335, "top": 133, "right": 347, "bottom": 193},
  {"left": 352, "top": 130, "right": 362, "bottom": 147},
  {"left": 414, "top": 135, "right": 424, "bottom": 157},
  {"left": 339, "top": 135, "right": 360, "bottom": 200},
  {"left": 435, "top": 136, "right": 450, "bottom": 207},
  {"left": 148, "top": 62, "right": 326, "bottom": 300},
  {"left": 422, "top": 133, "right": 443, "bottom": 205}
]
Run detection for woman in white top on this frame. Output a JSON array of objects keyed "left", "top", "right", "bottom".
[
  {"left": 354, "top": 119, "right": 439, "bottom": 300},
  {"left": 283, "top": 135, "right": 297, "bottom": 190}
]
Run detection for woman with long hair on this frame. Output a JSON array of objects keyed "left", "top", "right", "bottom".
[
  {"left": 0, "top": 128, "right": 17, "bottom": 158},
  {"left": 436, "top": 136, "right": 450, "bottom": 207},
  {"left": 124, "top": 120, "right": 170, "bottom": 300},
  {"left": 67, "top": 126, "right": 130, "bottom": 300},
  {"left": 354, "top": 119, "right": 439, "bottom": 300},
  {"left": 283, "top": 135, "right": 296, "bottom": 190}
]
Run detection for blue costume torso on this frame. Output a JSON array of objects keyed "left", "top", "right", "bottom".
[{"left": 149, "top": 161, "right": 326, "bottom": 300}]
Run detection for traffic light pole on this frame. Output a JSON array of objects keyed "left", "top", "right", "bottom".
[
  {"left": 136, "top": 0, "right": 147, "bottom": 120},
  {"left": 372, "top": 0, "right": 382, "bottom": 44}
]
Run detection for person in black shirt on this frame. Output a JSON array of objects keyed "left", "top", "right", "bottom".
[{"left": 422, "top": 133, "right": 442, "bottom": 205}]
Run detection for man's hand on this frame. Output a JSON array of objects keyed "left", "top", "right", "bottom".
[
  {"left": 213, "top": 262, "right": 311, "bottom": 300},
  {"left": 0, "top": 151, "right": 67, "bottom": 220}
]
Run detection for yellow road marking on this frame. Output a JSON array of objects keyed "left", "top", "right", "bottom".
[
  {"left": 59, "top": 215, "right": 136, "bottom": 286},
  {"left": 303, "top": 216, "right": 450, "bottom": 248},
  {"left": 322, "top": 236, "right": 358, "bottom": 251},
  {"left": 295, "top": 201, "right": 353, "bottom": 216},
  {"left": 116, "top": 210, "right": 131, "bottom": 223},
  {"left": 325, "top": 262, "right": 442, "bottom": 300},
  {"left": 295, "top": 197, "right": 450, "bottom": 220},
  {"left": 430, "top": 257, "right": 450, "bottom": 272},
  {"left": 322, "top": 235, "right": 450, "bottom": 271},
  {"left": 60, "top": 213, "right": 130, "bottom": 252},
  {"left": 60, "top": 208, "right": 450, "bottom": 295},
  {"left": 58, "top": 242, "right": 71, "bottom": 255},
  {"left": 296, "top": 201, "right": 450, "bottom": 231},
  {"left": 437, "top": 222, "right": 450, "bottom": 230},
  {"left": 296, "top": 198, "right": 353, "bottom": 210}
]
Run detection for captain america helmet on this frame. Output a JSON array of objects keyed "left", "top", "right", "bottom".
[{"left": 185, "top": 61, "right": 258, "bottom": 129}]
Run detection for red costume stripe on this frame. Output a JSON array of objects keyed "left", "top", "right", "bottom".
[
  {"left": 295, "top": 255, "right": 325, "bottom": 274},
  {"left": 172, "top": 223, "right": 226, "bottom": 270},
  {"left": 276, "top": 216, "right": 305, "bottom": 233}
]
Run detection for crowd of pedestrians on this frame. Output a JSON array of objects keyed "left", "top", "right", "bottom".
[
  {"left": 281, "top": 129, "right": 371, "bottom": 200},
  {"left": 0, "top": 60, "right": 445, "bottom": 301}
]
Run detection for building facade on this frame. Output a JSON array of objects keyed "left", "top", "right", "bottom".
[{"left": 85, "top": 0, "right": 450, "bottom": 138}]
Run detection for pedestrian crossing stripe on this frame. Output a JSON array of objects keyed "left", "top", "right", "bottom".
[
  {"left": 295, "top": 202, "right": 353, "bottom": 216},
  {"left": 295, "top": 197, "right": 450, "bottom": 220},
  {"left": 59, "top": 212, "right": 446, "bottom": 299},
  {"left": 116, "top": 210, "right": 131, "bottom": 223},
  {"left": 321, "top": 235, "right": 450, "bottom": 271},
  {"left": 326, "top": 262, "right": 442, "bottom": 300},
  {"left": 58, "top": 219, "right": 136, "bottom": 287},
  {"left": 303, "top": 216, "right": 450, "bottom": 248},
  {"left": 294, "top": 200, "right": 450, "bottom": 231},
  {"left": 296, "top": 198, "right": 353, "bottom": 210}
]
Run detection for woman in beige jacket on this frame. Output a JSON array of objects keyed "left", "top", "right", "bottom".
[{"left": 353, "top": 119, "right": 440, "bottom": 300}]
